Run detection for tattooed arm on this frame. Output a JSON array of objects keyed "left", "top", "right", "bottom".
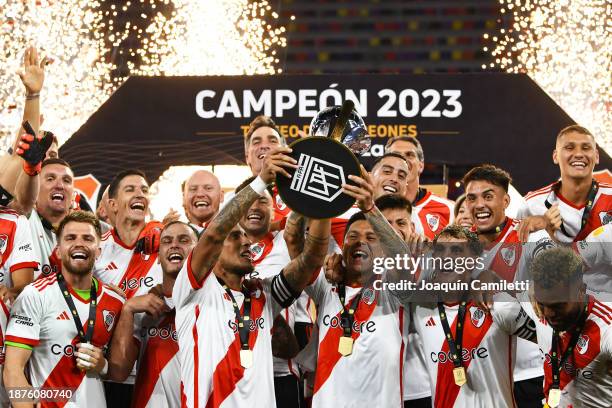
[
  {"left": 190, "top": 146, "right": 298, "bottom": 282},
  {"left": 284, "top": 211, "right": 307, "bottom": 260}
]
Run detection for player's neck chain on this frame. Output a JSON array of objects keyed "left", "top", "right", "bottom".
[
  {"left": 336, "top": 284, "right": 363, "bottom": 357},
  {"left": 437, "top": 300, "right": 468, "bottom": 387},
  {"left": 218, "top": 277, "right": 253, "bottom": 369},
  {"left": 547, "top": 300, "right": 589, "bottom": 408},
  {"left": 479, "top": 217, "right": 508, "bottom": 237},
  {"left": 56, "top": 272, "right": 97, "bottom": 344}
]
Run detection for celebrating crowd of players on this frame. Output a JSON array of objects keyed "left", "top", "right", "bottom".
[{"left": 0, "top": 46, "right": 610, "bottom": 408}]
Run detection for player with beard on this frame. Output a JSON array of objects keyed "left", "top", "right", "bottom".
[
  {"left": 518, "top": 247, "right": 612, "bottom": 408},
  {"left": 108, "top": 221, "right": 199, "bottom": 408},
  {"left": 4, "top": 211, "right": 125, "bottom": 408},
  {"left": 173, "top": 146, "right": 330, "bottom": 407},
  {"left": 463, "top": 164, "right": 554, "bottom": 407},
  {"left": 386, "top": 136, "right": 455, "bottom": 240},
  {"left": 518, "top": 125, "right": 612, "bottom": 243},
  {"left": 93, "top": 169, "right": 163, "bottom": 406},
  {"left": 182, "top": 170, "right": 224, "bottom": 233}
]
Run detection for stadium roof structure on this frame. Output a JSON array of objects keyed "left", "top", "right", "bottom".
[{"left": 61, "top": 74, "right": 611, "bottom": 194}]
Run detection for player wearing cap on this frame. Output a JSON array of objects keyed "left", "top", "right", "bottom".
[
  {"left": 518, "top": 125, "right": 612, "bottom": 243},
  {"left": 108, "top": 221, "right": 199, "bottom": 408},
  {"left": 412, "top": 225, "right": 537, "bottom": 408},
  {"left": 386, "top": 136, "right": 455, "bottom": 240},
  {"left": 463, "top": 164, "right": 555, "bottom": 407},
  {"left": 181, "top": 170, "right": 224, "bottom": 233},
  {"left": 520, "top": 247, "right": 612, "bottom": 408},
  {"left": 3, "top": 211, "right": 124, "bottom": 408},
  {"left": 174, "top": 146, "right": 330, "bottom": 408},
  {"left": 92, "top": 169, "right": 163, "bottom": 405}
]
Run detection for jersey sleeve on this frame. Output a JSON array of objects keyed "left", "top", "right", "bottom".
[
  {"left": 132, "top": 312, "right": 146, "bottom": 343},
  {"left": 5, "top": 285, "right": 43, "bottom": 347},
  {"left": 173, "top": 251, "right": 216, "bottom": 309},
  {"left": 492, "top": 292, "right": 537, "bottom": 341},
  {"left": 575, "top": 225, "right": 612, "bottom": 268},
  {"left": 5, "top": 215, "right": 38, "bottom": 273},
  {"left": 304, "top": 268, "right": 330, "bottom": 306},
  {"left": 262, "top": 272, "right": 301, "bottom": 318},
  {"left": 601, "top": 325, "right": 612, "bottom": 360}
]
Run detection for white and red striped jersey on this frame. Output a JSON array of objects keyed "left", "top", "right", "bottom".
[
  {"left": 413, "top": 294, "right": 534, "bottom": 408},
  {"left": 480, "top": 217, "right": 552, "bottom": 382},
  {"left": 132, "top": 296, "right": 180, "bottom": 408},
  {"left": 305, "top": 269, "right": 408, "bottom": 408},
  {"left": 521, "top": 294, "right": 612, "bottom": 408},
  {"left": 575, "top": 224, "right": 612, "bottom": 296},
  {"left": 173, "top": 253, "right": 294, "bottom": 408},
  {"left": 5, "top": 275, "right": 124, "bottom": 408},
  {"left": 412, "top": 189, "right": 455, "bottom": 240},
  {"left": 27, "top": 210, "right": 58, "bottom": 278},
  {"left": 519, "top": 181, "right": 612, "bottom": 243},
  {"left": 93, "top": 227, "right": 162, "bottom": 299},
  {"left": 0, "top": 208, "right": 38, "bottom": 287},
  {"left": 248, "top": 230, "right": 300, "bottom": 378}
]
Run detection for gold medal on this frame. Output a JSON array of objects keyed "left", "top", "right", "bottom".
[
  {"left": 338, "top": 336, "right": 354, "bottom": 356},
  {"left": 240, "top": 349, "right": 253, "bottom": 369},
  {"left": 452, "top": 366, "right": 467, "bottom": 386},
  {"left": 547, "top": 388, "right": 561, "bottom": 408}
]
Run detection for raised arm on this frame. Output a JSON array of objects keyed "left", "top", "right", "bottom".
[
  {"left": 281, "top": 216, "right": 330, "bottom": 293},
  {"left": 283, "top": 210, "right": 307, "bottom": 260},
  {"left": 190, "top": 147, "right": 298, "bottom": 282}
]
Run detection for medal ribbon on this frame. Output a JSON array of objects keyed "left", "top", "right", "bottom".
[
  {"left": 549, "top": 302, "right": 589, "bottom": 391},
  {"left": 437, "top": 301, "right": 468, "bottom": 369},
  {"left": 56, "top": 272, "right": 97, "bottom": 343},
  {"left": 545, "top": 180, "right": 598, "bottom": 238},
  {"left": 338, "top": 285, "right": 363, "bottom": 339},
  {"left": 221, "top": 280, "right": 252, "bottom": 352}
]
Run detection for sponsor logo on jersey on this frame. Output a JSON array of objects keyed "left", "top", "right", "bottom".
[
  {"left": 40, "top": 263, "right": 58, "bottom": 277},
  {"left": 599, "top": 211, "right": 612, "bottom": 225},
  {"left": 104, "top": 262, "right": 118, "bottom": 271},
  {"left": 56, "top": 311, "right": 70, "bottom": 320},
  {"left": 12, "top": 314, "right": 34, "bottom": 326},
  {"left": 120, "top": 276, "right": 155, "bottom": 291},
  {"left": 228, "top": 317, "right": 265, "bottom": 333},
  {"left": 141, "top": 325, "right": 178, "bottom": 341},
  {"left": 52, "top": 343, "right": 80, "bottom": 356},
  {"left": 426, "top": 214, "right": 440, "bottom": 232},
  {"left": 469, "top": 306, "right": 486, "bottom": 328},
  {"left": 361, "top": 288, "right": 375, "bottom": 305},
  {"left": 103, "top": 310, "right": 116, "bottom": 331},
  {"left": 18, "top": 243, "right": 31, "bottom": 252},
  {"left": 532, "top": 237, "right": 554, "bottom": 259},
  {"left": 430, "top": 347, "right": 489, "bottom": 363},
  {"left": 425, "top": 316, "right": 436, "bottom": 327},
  {"left": 0, "top": 234, "right": 7, "bottom": 254},
  {"left": 250, "top": 243, "right": 265, "bottom": 262},
  {"left": 576, "top": 334, "right": 589, "bottom": 355},
  {"left": 500, "top": 246, "right": 516, "bottom": 267},
  {"left": 322, "top": 314, "right": 377, "bottom": 333}
]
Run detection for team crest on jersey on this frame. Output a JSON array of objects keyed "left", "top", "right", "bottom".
[
  {"left": 599, "top": 211, "right": 612, "bottom": 225},
  {"left": 576, "top": 334, "right": 589, "bottom": 355},
  {"left": 275, "top": 194, "right": 287, "bottom": 211},
  {"left": 469, "top": 306, "right": 486, "bottom": 328},
  {"left": 426, "top": 214, "right": 440, "bottom": 232},
  {"left": 0, "top": 234, "right": 7, "bottom": 254},
  {"left": 361, "top": 288, "right": 376, "bottom": 305},
  {"left": 102, "top": 310, "right": 116, "bottom": 331},
  {"left": 500, "top": 246, "right": 516, "bottom": 267},
  {"left": 250, "top": 242, "right": 265, "bottom": 262}
]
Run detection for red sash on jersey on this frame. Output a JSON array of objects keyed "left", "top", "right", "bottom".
[
  {"left": 542, "top": 298, "right": 605, "bottom": 397},
  {"left": 0, "top": 215, "right": 17, "bottom": 270},
  {"left": 485, "top": 220, "right": 523, "bottom": 281},
  {"left": 313, "top": 295, "right": 378, "bottom": 394},
  {"left": 119, "top": 251, "right": 159, "bottom": 299},
  {"left": 205, "top": 291, "right": 267, "bottom": 408},
  {"left": 133, "top": 312, "right": 179, "bottom": 408},
  {"left": 434, "top": 303, "right": 494, "bottom": 408}
]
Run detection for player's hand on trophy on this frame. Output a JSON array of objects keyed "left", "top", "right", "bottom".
[
  {"left": 259, "top": 146, "right": 297, "bottom": 184},
  {"left": 343, "top": 165, "right": 375, "bottom": 212}
]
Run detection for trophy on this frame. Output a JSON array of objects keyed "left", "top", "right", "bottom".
[{"left": 275, "top": 100, "right": 371, "bottom": 218}]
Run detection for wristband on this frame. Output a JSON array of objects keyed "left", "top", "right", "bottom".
[
  {"left": 363, "top": 203, "right": 376, "bottom": 213},
  {"left": 26, "top": 93, "right": 40, "bottom": 100},
  {"left": 249, "top": 176, "right": 268, "bottom": 195},
  {"left": 100, "top": 358, "right": 109, "bottom": 376}
]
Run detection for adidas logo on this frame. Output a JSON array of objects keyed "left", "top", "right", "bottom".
[
  {"left": 56, "top": 311, "right": 70, "bottom": 320},
  {"left": 105, "top": 262, "right": 118, "bottom": 271},
  {"left": 425, "top": 316, "right": 436, "bottom": 327}
]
